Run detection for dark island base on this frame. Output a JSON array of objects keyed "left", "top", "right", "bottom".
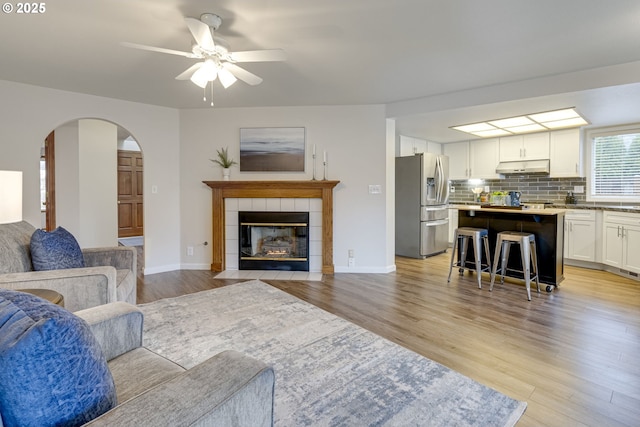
[{"left": 457, "top": 210, "right": 564, "bottom": 287}]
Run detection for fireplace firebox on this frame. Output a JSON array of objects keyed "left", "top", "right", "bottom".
[{"left": 239, "top": 211, "right": 309, "bottom": 271}]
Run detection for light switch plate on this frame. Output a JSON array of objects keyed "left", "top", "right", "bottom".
[{"left": 368, "top": 184, "right": 382, "bottom": 194}]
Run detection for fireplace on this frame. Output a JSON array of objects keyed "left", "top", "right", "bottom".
[{"left": 239, "top": 211, "right": 309, "bottom": 271}]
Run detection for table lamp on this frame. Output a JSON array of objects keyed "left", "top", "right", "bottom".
[{"left": 0, "top": 170, "right": 23, "bottom": 224}]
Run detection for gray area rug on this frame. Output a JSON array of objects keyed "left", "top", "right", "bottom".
[{"left": 139, "top": 280, "right": 527, "bottom": 426}]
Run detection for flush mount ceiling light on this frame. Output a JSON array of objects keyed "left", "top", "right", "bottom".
[
  {"left": 451, "top": 108, "right": 589, "bottom": 138},
  {"left": 123, "top": 13, "right": 286, "bottom": 106}
]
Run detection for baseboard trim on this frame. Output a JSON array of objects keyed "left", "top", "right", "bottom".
[{"left": 334, "top": 264, "right": 397, "bottom": 274}]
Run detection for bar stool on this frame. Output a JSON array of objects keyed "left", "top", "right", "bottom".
[
  {"left": 448, "top": 227, "right": 492, "bottom": 289},
  {"left": 490, "top": 231, "right": 540, "bottom": 300}
]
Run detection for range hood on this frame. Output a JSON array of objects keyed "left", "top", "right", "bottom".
[{"left": 495, "top": 159, "right": 550, "bottom": 175}]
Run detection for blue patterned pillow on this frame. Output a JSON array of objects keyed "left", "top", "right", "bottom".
[
  {"left": 30, "top": 226, "right": 85, "bottom": 271},
  {"left": 0, "top": 289, "right": 117, "bottom": 427}
]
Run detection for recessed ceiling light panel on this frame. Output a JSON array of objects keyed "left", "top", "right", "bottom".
[
  {"left": 489, "top": 116, "right": 533, "bottom": 128},
  {"left": 451, "top": 107, "right": 588, "bottom": 138}
]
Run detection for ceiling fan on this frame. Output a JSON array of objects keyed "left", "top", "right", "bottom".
[{"left": 123, "top": 13, "right": 286, "bottom": 106}]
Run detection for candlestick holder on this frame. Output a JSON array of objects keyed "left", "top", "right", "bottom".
[
  {"left": 312, "top": 153, "right": 317, "bottom": 180},
  {"left": 322, "top": 160, "right": 328, "bottom": 180}
]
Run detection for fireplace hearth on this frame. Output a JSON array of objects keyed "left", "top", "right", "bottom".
[{"left": 239, "top": 211, "right": 309, "bottom": 271}]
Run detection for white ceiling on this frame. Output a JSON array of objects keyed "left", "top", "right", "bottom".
[{"left": 3, "top": 0, "right": 640, "bottom": 142}]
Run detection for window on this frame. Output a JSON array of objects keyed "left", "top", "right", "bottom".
[{"left": 587, "top": 125, "right": 640, "bottom": 202}]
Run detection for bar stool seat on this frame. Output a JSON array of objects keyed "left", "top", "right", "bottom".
[
  {"left": 448, "top": 227, "right": 491, "bottom": 289},
  {"left": 490, "top": 231, "right": 540, "bottom": 300}
]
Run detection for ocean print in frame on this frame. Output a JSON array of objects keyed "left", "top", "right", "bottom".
[{"left": 240, "top": 127, "right": 305, "bottom": 172}]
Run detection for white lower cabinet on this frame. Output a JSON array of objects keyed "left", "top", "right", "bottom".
[
  {"left": 564, "top": 210, "right": 597, "bottom": 262},
  {"left": 602, "top": 211, "right": 640, "bottom": 274},
  {"left": 448, "top": 207, "right": 459, "bottom": 245}
]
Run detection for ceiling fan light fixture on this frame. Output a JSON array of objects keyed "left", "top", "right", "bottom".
[
  {"left": 218, "top": 67, "right": 237, "bottom": 88},
  {"left": 190, "top": 72, "right": 210, "bottom": 88},
  {"left": 190, "top": 59, "right": 218, "bottom": 88}
]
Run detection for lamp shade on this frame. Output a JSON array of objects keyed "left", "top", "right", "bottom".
[{"left": 0, "top": 171, "right": 23, "bottom": 224}]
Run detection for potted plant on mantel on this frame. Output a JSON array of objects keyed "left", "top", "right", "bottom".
[{"left": 210, "top": 147, "right": 238, "bottom": 181}]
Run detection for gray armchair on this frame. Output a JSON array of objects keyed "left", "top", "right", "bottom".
[
  {"left": 76, "top": 302, "right": 275, "bottom": 426},
  {"left": 0, "top": 221, "right": 136, "bottom": 312}
]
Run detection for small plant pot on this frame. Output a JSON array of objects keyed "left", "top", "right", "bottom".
[{"left": 222, "top": 168, "right": 231, "bottom": 181}]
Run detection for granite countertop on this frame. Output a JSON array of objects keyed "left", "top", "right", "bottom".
[
  {"left": 456, "top": 205, "right": 565, "bottom": 216},
  {"left": 450, "top": 202, "right": 640, "bottom": 214},
  {"left": 546, "top": 204, "right": 640, "bottom": 213}
]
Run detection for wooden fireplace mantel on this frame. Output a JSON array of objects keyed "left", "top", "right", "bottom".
[{"left": 203, "top": 180, "right": 340, "bottom": 274}]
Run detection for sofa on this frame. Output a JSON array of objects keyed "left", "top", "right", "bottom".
[
  {"left": 0, "top": 221, "right": 136, "bottom": 312},
  {"left": 0, "top": 291, "right": 275, "bottom": 427},
  {"left": 80, "top": 302, "right": 275, "bottom": 426}
]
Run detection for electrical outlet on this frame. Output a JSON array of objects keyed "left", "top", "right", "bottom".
[
  {"left": 348, "top": 257, "right": 355, "bottom": 267},
  {"left": 450, "top": 186, "right": 455, "bottom": 193},
  {"left": 368, "top": 184, "right": 382, "bottom": 194},
  {"left": 348, "top": 249, "right": 354, "bottom": 258},
  {"left": 187, "top": 246, "right": 194, "bottom": 256},
  {"left": 484, "top": 186, "right": 490, "bottom": 193},
  {"left": 574, "top": 185, "right": 584, "bottom": 194}
]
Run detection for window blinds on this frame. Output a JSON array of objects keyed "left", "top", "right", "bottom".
[{"left": 593, "top": 132, "right": 640, "bottom": 196}]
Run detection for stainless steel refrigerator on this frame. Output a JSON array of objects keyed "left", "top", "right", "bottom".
[{"left": 395, "top": 153, "right": 450, "bottom": 258}]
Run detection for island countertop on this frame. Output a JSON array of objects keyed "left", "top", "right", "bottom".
[{"left": 456, "top": 205, "right": 565, "bottom": 216}]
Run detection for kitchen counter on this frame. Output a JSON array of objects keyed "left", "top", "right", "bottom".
[
  {"left": 457, "top": 207, "right": 564, "bottom": 287},
  {"left": 457, "top": 205, "right": 565, "bottom": 215},
  {"left": 450, "top": 201, "right": 640, "bottom": 213}
]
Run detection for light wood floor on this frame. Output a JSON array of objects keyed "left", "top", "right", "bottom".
[{"left": 137, "top": 254, "right": 640, "bottom": 427}]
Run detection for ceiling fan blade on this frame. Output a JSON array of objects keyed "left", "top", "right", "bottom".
[
  {"left": 185, "top": 17, "right": 215, "bottom": 51},
  {"left": 230, "top": 49, "right": 287, "bottom": 63},
  {"left": 222, "top": 63, "right": 263, "bottom": 85},
  {"left": 121, "top": 42, "right": 196, "bottom": 58},
  {"left": 175, "top": 63, "right": 203, "bottom": 80}
]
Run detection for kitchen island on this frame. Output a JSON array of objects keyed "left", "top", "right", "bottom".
[{"left": 457, "top": 206, "right": 565, "bottom": 288}]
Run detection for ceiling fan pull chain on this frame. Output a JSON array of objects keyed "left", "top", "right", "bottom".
[
  {"left": 202, "top": 84, "right": 207, "bottom": 103},
  {"left": 210, "top": 82, "right": 214, "bottom": 107}
]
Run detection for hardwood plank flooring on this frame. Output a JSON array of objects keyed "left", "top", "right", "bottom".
[{"left": 137, "top": 254, "right": 640, "bottom": 427}]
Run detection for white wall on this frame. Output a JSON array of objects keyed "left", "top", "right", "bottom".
[
  {"left": 55, "top": 122, "right": 80, "bottom": 234},
  {"left": 179, "top": 105, "right": 395, "bottom": 273},
  {"left": 0, "top": 80, "right": 181, "bottom": 274},
  {"left": 78, "top": 119, "right": 118, "bottom": 247},
  {"left": 0, "top": 79, "right": 397, "bottom": 275}
]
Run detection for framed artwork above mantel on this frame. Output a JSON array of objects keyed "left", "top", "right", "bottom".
[{"left": 239, "top": 127, "right": 305, "bottom": 172}]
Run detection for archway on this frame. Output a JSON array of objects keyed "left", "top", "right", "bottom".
[{"left": 41, "top": 119, "right": 144, "bottom": 264}]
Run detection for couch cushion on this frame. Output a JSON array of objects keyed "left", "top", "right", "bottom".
[
  {"left": 0, "top": 289, "right": 116, "bottom": 427},
  {"left": 30, "top": 226, "right": 85, "bottom": 271},
  {"left": 0, "top": 220, "right": 36, "bottom": 273},
  {"left": 108, "top": 347, "right": 185, "bottom": 403}
]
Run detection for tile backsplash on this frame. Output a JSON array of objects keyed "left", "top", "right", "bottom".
[{"left": 449, "top": 176, "right": 588, "bottom": 204}]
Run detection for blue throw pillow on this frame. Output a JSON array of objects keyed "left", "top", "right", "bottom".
[
  {"left": 0, "top": 289, "right": 116, "bottom": 427},
  {"left": 30, "top": 226, "right": 85, "bottom": 271}
]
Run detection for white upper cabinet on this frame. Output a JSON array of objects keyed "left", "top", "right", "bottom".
[
  {"left": 398, "top": 135, "right": 441, "bottom": 157},
  {"left": 499, "top": 133, "right": 550, "bottom": 161},
  {"left": 550, "top": 128, "right": 583, "bottom": 178},
  {"left": 469, "top": 138, "right": 501, "bottom": 179},
  {"left": 443, "top": 138, "right": 500, "bottom": 180},
  {"left": 443, "top": 141, "right": 470, "bottom": 180}
]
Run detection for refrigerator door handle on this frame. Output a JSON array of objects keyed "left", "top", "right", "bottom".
[
  {"left": 424, "top": 218, "right": 449, "bottom": 227},
  {"left": 440, "top": 156, "right": 449, "bottom": 203},
  {"left": 435, "top": 157, "right": 440, "bottom": 202},
  {"left": 435, "top": 156, "right": 445, "bottom": 204}
]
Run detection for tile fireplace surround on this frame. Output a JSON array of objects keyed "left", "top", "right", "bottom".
[{"left": 204, "top": 180, "right": 340, "bottom": 274}]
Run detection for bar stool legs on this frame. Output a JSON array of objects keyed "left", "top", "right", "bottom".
[
  {"left": 490, "top": 231, "right": 540, "bottom": 300},
  {"left": 448, "top": 227, "right": 491, "bottom": 289}
]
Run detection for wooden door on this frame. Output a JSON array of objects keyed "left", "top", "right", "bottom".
[
  {"left": 117, "top": 150, "right": 144, "bottom": 237},
  {"left": 44, "top": 131, "right": 56, "bottom": 231}
]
